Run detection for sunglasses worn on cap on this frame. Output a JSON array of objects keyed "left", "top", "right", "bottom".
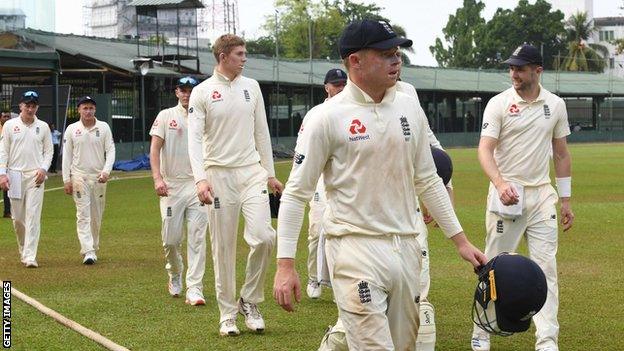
[
  {"left": 178, "top": 77, "right": 198, "bottom": 86},
  {"left": 24, "top": 91, "right": 39, "bottom": 98}
]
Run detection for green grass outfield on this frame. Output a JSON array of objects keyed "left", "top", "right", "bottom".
[{"left": 1, "top": 143, "right": 623, "bottom": 350}]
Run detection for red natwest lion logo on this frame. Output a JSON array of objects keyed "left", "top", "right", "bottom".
[
  {"left": 349, "top": 119, "right": 367, "bottom": 135},
  {"left": 211, "top": 90, "right": 222, "bottom": 100},
  {"left": 509, "top": 104, "right": 520, "bottom": 114}
]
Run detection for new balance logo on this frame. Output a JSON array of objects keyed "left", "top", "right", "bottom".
[
  {"left": 293, "top": 152, "right": 305, "bottom": 165},
  {"left": 357, "top": 281, "right": 371, "bottom": 304}
]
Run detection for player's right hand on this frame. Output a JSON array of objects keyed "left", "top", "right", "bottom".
[
  {"left": 496, "top": 181, "right": 519, "bottom": 206},
  {"left": 273, "top": 258, "right": 302, "bottom": 312},
  {"left": 0, "top": 175, "right": 9, "bottom": 191},
  {"left": 63, "top": 182, "right": 73, "bottom": 195},
  {"left": 196, "top": 180, "right": 214, "bottom": 205},
  {"left": 154, "top": 178, "right": 168, "bottom": 197}
]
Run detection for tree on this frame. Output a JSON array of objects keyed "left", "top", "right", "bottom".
[
  {"left": 429, "top": 0, "right": 485, "bottom": 68},
  {"left": 474, "top": 0, "right": 566, "bottom": 69},
  {"left": 558, "top": 11, "right": 607, "bottom": 72},
  {"left": 246, "top": 35, "right": 281, "bottom": 57},
  {"left": 432, "top": 0, "right": 567, "bottom": 69},
  {"left": 258, "top": 0, "right": 410, "bottom": 61}
]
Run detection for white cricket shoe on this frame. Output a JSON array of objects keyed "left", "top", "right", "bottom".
[
  {"left": 471, "top": 336, "right": 491, "bottom": 351},
  {"left": 238, "top": 298, "right": 265, "bottom": 333},
  {"left": 167, "top": 274, "right": 183, "bottom": 297},
  {"left": 23, "top": 260, "right": 38, "bottom": 268},
  {"left": 185, "top": 287, "right": 206, "bottom": 306},
  {"left": 83, "top": 251, "right": 97, "bottom": 265},
  {"left": 306, "top": 280, "right": 322, "bottom": 299},
  {"left": 219, "top": 319, "right": 240, "bottom": 336}
]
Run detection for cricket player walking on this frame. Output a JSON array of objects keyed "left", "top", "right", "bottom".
[
  {"left": 471, "top": 44, "right": 574, "bottom": 351},
  {"left": 273, "top": 20, "right": 486, "bottom": 350},
  {"left": 63, "top": 96, "right": 115, "bottom": 265},
  {"left": 188, "top": 34, "right": 283, "bottom": 336},
  {"left": 306, "top": 68, "right": 348, "bottom": 299},
  {"left": 0, "top": 90, "right": 53, "bottom": 268},
  {"left": 150, "top": 76, "right": 208, "bottom": 306}
]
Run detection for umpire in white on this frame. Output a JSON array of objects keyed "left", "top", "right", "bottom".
[
  {"left": 188, "top": 34, "right": 283, "bottom": 336},
  {"left": 471, "top": 44, "right": 574, "bottom": 351},
  {"left": 273, "top": 20, "right": 487, "bottom": 350},
  {"left": 63, "top": 96, "right": 115, "bottom": 265},
  {"left": 150, "top": 76, "right": 208, "bottom": 306},
  {"left": 0, "top": 90, "right": 53, "bottom": 268}
]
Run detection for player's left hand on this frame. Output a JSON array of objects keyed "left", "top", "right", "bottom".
[
  {"left": 451, "top": 232, "right": 488, "bottom": 268},
  {"left": 268, "top": 177, "right": 284, "bottom": 194},
  {"left": 98, "top": 172, "right": 110, "bottom": 183},
  {"left": 273, "top": 258, "right": 301, "bottom": 312},
  {"left": 560, "top": 198, "right": 574, "bottom": 231},
  {"left": 35, "top": 169, "right": 46, "bottom": 185}
]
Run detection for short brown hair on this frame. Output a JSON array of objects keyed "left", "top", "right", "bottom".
[{"left": 213, "top": 34, "right": 245, "bottom": 62}]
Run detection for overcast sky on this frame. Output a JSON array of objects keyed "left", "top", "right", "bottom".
[{"left": 53, "top": 0, "right": 621, "bottom": 66}]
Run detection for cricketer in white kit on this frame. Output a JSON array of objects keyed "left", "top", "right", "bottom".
[
  {"left": 150, "top": 76, "right": 208, "bottom": 306},
  {"left": 187, "top": 34, "right": 283, "bottom": 336},
  {"left": 0, "top": 90, "right": 53, "bottom": 268},
  {"left": 273, "top": 19, "right": 486, "bottom": 351},
  {"left": 63, "top": 96, "right": 115, "bottom": 265},
  {"left": 471, "top": 44, "right": 574, "bottom": 351}
]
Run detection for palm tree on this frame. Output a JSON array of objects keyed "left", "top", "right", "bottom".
[{"left": 559, "top": 11, "right": 608, "bottom": 72}]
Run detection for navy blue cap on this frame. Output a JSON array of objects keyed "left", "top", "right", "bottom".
[
  {"left": 339, "top": 20, "right": 412, "bottom": 59},
  {"left": 503, "top": 44, "right": 543, "bottom": 66},
  {"left": 324, "top": 68, "right": 347, "bottom": 84},
  {"left": 480, "top": 253, "right": 547, "bottom": 333},
  {"left": 20, "top": 90, "right": 39, "bottom": 104},
  {"left": 77, "top": 96, "right": 96, "bottom": 107},
  {"left": 431, "top": 147, "right": 453, "bottom": 186}
]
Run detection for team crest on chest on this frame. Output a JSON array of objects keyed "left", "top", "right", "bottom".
[
  {"left": 348, "top": 119, "right": 370, "bottom": 142},
  {"left": 243, "top": 89, "right": 250, "bottom": 102},
  {"left": 400, "top": 116, "right": 411, "bottom": 141},
  {"left": 211, "top": 90, "right": 223, "bottom": 102},
  {"left": 95, "top": 129, "right": 100, "bottom": 137},
  {"left": 35, "top": 126, "right": 40, "bottom": 135},
  {"left": 543, "top": 104, "right": 551, "bottom": 118}
]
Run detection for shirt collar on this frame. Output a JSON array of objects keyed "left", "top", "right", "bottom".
[
  {"left": 343, "top": 79, "right": 397, "bottom": 105},
  {"left": 511, "top": 84, "right": 547, "bottom": 104},
  {"left": 212, "top": 68, "right": 240, "bottom": 83},
  {"left": 176, "top": 102, "right": 187, "bottom": 116}
]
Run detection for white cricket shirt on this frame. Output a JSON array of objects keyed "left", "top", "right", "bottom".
[
  {"left": 0, "top": 116, "right": 53, "bottom": 174},
  {"left": 62, "top": 119, "right": 115, "bottom": 183},
  {"left": 481, "top": 86, "right": 570, "bottom": 187},
  {"left": 187, "top": 69, "right": 275, "bottom": 182},
  {"left": 149, "top": 103, "right": 193, "bottom": 180},
  {"left": 277, "top": 80, "right": 462, "bottom": 258}
]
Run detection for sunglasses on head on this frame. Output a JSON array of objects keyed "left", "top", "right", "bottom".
[
  {"left": 178, "top": 77, "right": 198, "bottom": 86},
  {"left": 24, "top": 91, "right": 39, "bottom": 98}
]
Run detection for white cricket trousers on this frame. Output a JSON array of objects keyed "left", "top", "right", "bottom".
[
  {"left": 307, "top": 198, "right": 326, "bottom": 282},
  {"left": 473, "top": 183, "right": 560, "bottom": 351},
  {"left": 71, "top": 175, "right": 106, "bottom": 255},
  {"left": 205, "top": 163, "right": 275, "bottom": 322},
  {"left": 160, "top": 179, "right": 208, "bottom": 290},
  {"left": 11, "top": 171, "right": 44, "bottom": 263},
  {"left": 326, "top": 233, "right": 422, "bottom": 351}
]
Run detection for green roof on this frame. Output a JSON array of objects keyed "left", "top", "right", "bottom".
[{"left": 11, "top": 29, "right": 624, "bottom": 96}]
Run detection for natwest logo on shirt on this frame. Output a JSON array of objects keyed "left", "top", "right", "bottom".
[
  {"left": 12, "top": 126, "right": 20, "bottom": 133},
  {"left": 348, "top": 119, "right": 370, "bottom": 142},
  {"left": 211, "top": 90, "right": 223, "bottom": 102},
  {"left": 75, "top": 129, "right": 83, "bottom": 136},
  {"left": 169, "top": 119, "right": 178, "bottom": 129},
  {"left": 508, "top": 103, "right": 520, "bottom": 116}
]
